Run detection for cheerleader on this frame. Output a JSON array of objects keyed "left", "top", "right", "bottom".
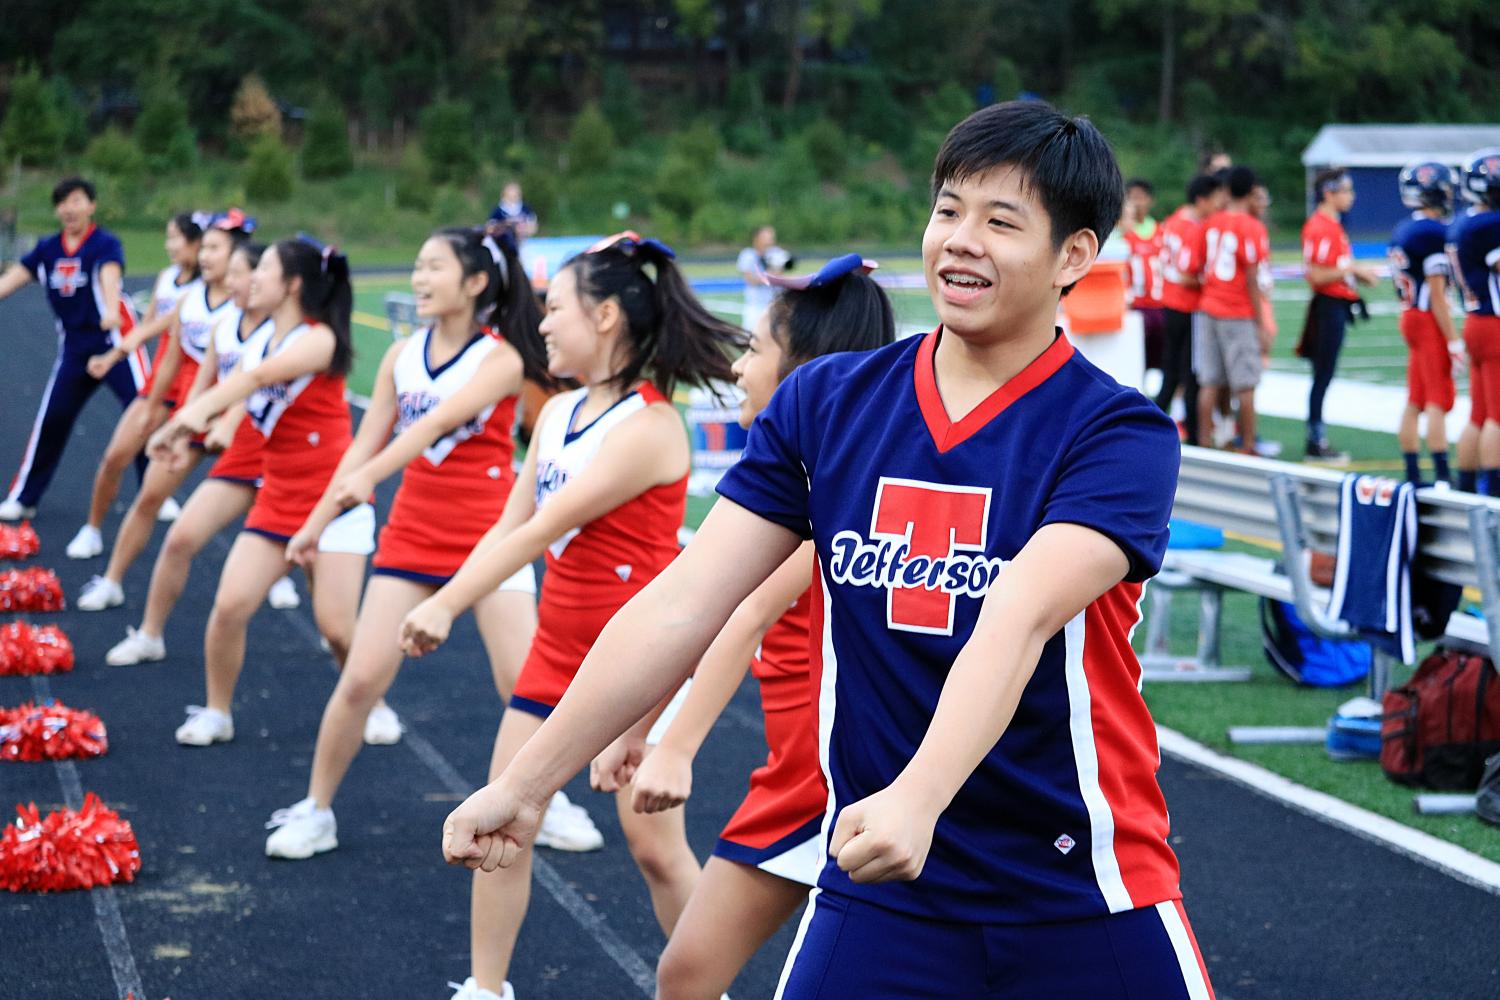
[
  {"left": 150, "top": 236, "right": 373, "bottom": 747},
  {"left": 397, "top": 233, "right": 743, "bottom": 1000},
  {"left": 78, "top": 212, "right": 253, "bottom": 611},
  {"left": 262, "top": 226, "right": 597, "bottom": 856},
  {"left": 68, "top": 212, "right": 205, "bottom": 558}
]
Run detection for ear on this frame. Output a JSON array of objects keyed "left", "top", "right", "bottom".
[
  {"left": 1052, "top": 229, "right": 1100, "bottom": 292},
  {"left": 462, "top": 268, "right": 490, "bottom": 302},
  {"left": 592, "top": 295, "right": 622, "bottom": 337}
]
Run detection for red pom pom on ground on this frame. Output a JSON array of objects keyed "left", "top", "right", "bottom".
[
  {"left": 0, "top": 702, "right": 107, "bottom": 761},
  {"left": 0, "top": 522, "right": 40, "bottom": 561},
  {"left": 0, "top": 793, "right": 141, "bottom": 892},
  {"left": 0, "top": 568, "right": 64, "bottom": 611},
  {"left": 0, "top": 622, "right": 75, "bottom": 675}
]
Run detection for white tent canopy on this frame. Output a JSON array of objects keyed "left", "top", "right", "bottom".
[{"left": 1302, "top": 124, "right": 1500, "bottom": 168}]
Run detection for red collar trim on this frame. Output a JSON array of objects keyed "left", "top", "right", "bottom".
[
  {"left": 61, "top": 224, "right": 96, "bottom": 256},
  {"left": 913, "top": 327, "right": 1074, "bottom": 453}
]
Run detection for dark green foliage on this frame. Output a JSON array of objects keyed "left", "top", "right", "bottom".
[
  {"left": 565, "top": 101, "right": 615, "bottom": 176},
  {"left": 395, "top": 145, "right": 433, "bottom": 211},
  {"left": 244, "top": 133, "right": 293, "bottom": 202},
  {"left": 420, "top": 102, "right": 477, "bottom": 186},
  {"left": 135, "top": 78, "right": 197, "bottom": 171},
  {"left": 0, "top": 67, "right": 64, "bottom": 166},
  {"left": 302, "top": 99, "right": 353, "bottom": 180}
]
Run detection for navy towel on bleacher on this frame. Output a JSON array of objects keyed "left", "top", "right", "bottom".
[{"left": 1328, "top": 475, "right": 1416, "bottom": 663}]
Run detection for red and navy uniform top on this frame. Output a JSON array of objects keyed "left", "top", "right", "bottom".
[
  {"left": 531, "top": 384, "right": 686, "bottom": 610},
  {"left": 1447, "top": 209, "right": 1500, "bottom": 316},
  {"left": 717, "top": 329, "right": 1183, "bottom": 924},
  {"left": 1388, "top": 214, "right": 1451, "bottom": 314},
  {"left": 21, "top": 225, "right": 125, "bottom": 354}
]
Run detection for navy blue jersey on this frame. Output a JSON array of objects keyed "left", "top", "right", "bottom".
[
  {"left": 717, "top": 330, "right": 1183, "bottom": 924},
  {"left": 1388, "top": 214, "right": 1451, "bottom": 313},
  {"left": 1446, "top": 209, "right": 1500, "bottom": 316},
  {"left": 21, "top": 225, "right": 125, "bottom": 353}
]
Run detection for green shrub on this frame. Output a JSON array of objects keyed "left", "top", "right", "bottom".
[
  {"left": 802, "top": 117, "right": 848, "bottom": 182},
  {"left": 420, "top": 101, "right": 477, "bottom": 185},
  {"left": 652, "top": 154, "right": 709, "bottom": 221},
  {"left": 395, "top": 145, "right": 433, "bottom": 211},
  {"left": 135, "top": 80, "right": 197, "bottom": 172},
  {"left": 0, "top": 67, "right": 64, "bottom": 166},
  {"left": 230, "top": 74, "right": 282, "bottom": 149},
  {"left": 244, "top": 134, "right": 294, "bottom": 203},
  {"left": 566, "top": 101, "right": 616, "bottom": 175},
  {"left": 302, "top": 99, "right": 353, "bottom": 180},
  {"left": 600, "top": 63, "right": 643, "bottom": 139},
  {"left": 84, "top": 128, "right": 145, "bottom": 182}
]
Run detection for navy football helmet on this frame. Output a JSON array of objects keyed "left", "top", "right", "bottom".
[
  {"left": 1460, "top": 147, "right": 1500, "bottom": 209},
  {"left": 1398, "top": 160, "right": 1458, "bottom": 211}
]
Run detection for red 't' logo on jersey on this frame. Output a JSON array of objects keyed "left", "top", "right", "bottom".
[
  {"left": 50, "top": 259, "right": 84, "bottom": 296},
  {"left": 869, "top": 477, "right": 992, "bottom": 634}
]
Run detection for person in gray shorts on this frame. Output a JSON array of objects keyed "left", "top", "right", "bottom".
[{"left": 1195, "top": 314, "right": 1262, "bottom": 396}]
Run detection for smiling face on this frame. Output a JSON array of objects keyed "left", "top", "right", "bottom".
[
  {"left": 922, "top": 167, "right": 1097, "bottom": 344},
  {"left": 249, "top": 246, "right": 291, "bottom": 314},
  {"left": 412, "top": 236, "right": 488, "bottom": 322},
  {"left": 730, "top": 310, "right": 785, "bottom": 428},
  {"left": 54, "top": 190, "right": 95, "bottom": 234},
  {"left": 225, "top": 248, "right": 255, "bottom": 308},
  {"left": 540, "top": 266, "right": 610, "bottom": 382},
  {"left": 198, "top": 229, "right": 236, "bottom": 285}
]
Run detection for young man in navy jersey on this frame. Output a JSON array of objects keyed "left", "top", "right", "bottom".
[
  {"left": 439, "top": 102, "right": 1209, "bottom": 999},
  {"left": 0, "top": 177, "right": 140, "bottom": 521}
]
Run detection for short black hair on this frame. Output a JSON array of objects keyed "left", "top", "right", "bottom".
[
  {"left": 52, "top": 177, "right": 96, "bottom": 205},
  {"left": 1126, "top": 178, "right": 1154, "bottom": 196},
  {"left": 1186, "top": 174, "right": 1222, "bottom": 204},
  {"left": 931, "top": 100, "right": 1123, "bottom": 252},
  {"left": 1226, "top": 165, "right": 1257, "bottom": 200},
  {"left": 1314, "top": 168, "right": 1349, "bottom": 202}
]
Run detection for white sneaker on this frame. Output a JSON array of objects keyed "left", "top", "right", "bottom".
[
  {"left": 106, "top": 627, "right": 165, "bottom": 666},
  {"left": 265, "top": 798, "right": 338, "bottom": 859},
  {"left": 0, "top": 500, "right": 36, "bottom": 521},
  {"left": 65, "top": 524, "right": 103, "bottom": 559},
  {"left": 447, "top": 978, "right": 512, "bottom": 1000},
  {"left": 363, "top": 702, "right": 404, "bottom": 745},
  {"left": 157, "top": 496, "right": 182, "bottom": 522},
  {"left": 77, "top": 575, "right": 124, "bottom": 611},
  {"left": 535, "top": 790, "right": 604, "bottom": 852},
  {"left": 175, "top": 706, "right": 233, "bottom": 746},
  {"left": 267, "top": 575, "right": 300, "bottom": 610}
]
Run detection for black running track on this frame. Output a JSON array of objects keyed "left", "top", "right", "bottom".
[{"left": 2, "top": 282, "right": 1498, "bottom": 1000}]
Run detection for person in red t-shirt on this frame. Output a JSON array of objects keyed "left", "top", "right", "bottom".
[
  {"left": 1122, "top": 178, "right": 1166, "bottom": 376},
  {"left": 1196, "top": 165, "right": 1271, "bottom": 454},
  {"left": 1154, "top": 174, "right": 1225, "bottom": 445},
  {"left": 1300, "top": 169, "right": 1381, "bottom": 461}
]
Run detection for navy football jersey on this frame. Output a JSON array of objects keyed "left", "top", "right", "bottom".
[
  {"left": 20, "top": 225, "right": 125, "bottom": 353},
  {"left": 717, "top": 330, "right": 1183, "bottom": 924},
  {"left": 1388, "top": 214, "right": 1450, "bottom": 312},
  {"left": 1446, "top": 209, "right": 1500, "bottom": 316}
]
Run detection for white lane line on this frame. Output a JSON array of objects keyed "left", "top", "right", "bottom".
[
  {"left": 29, "top": 673, "right": 148, "bottom": 1000},
  {"left": 271, "top": 587, "right": 657, "bottom": 996},
  {"left": 1157, "top": 725, "right": 1500, "bottom": 895}
]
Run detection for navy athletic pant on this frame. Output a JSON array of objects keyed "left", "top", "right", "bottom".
[{"left": 7, "top": 347, "right": 144, "bottom": 508}]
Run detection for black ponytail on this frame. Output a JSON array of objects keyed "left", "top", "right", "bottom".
[
  {"left": 273, "top": 237, "right": 354, "bottom": 376},
  {"left": 768, "top": 272, "right": 896, "bottom": 378},
  {"left": 433, "top": 226, "right": 549, "bottom": 386},
  {"left": 171, "top": 212, "right": 204, "bottom": 280},
  {"left": 566, "top": 239, "right": 744, "bottom": 398}
]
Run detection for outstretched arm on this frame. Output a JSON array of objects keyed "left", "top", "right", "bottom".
[
  {"left": 0, "top": 263, "right": 33, "bottom": 301},
  {"left": 439, "top": 498, "right": 800, "bottom": 870}
]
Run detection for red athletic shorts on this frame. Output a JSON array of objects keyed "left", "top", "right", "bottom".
[
  {"left": 1402, "top": 309, "right": 1455, "bottom": 412},
  {"left": 1464, "top": 314, "right": 1500, "bottom": 427}
]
